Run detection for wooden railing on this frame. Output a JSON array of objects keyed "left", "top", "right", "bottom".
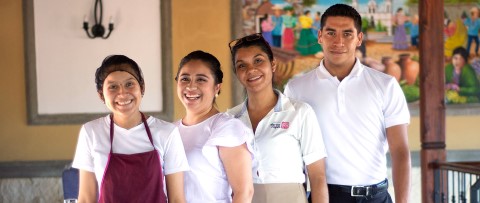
[{"left": 433, "top": 161, "right": 480, "bottom": 203}]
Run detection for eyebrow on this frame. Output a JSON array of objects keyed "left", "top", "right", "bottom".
[
  {"left": 179, "top": 73, "right": 210, "bottom": 78},
  {"left": 325, "top": 27, "right": 355, "bottom": 33},
  {"left": 235, "top": 53, "right": 266, "bottom": 64},
  {"left": 105, "top": 77, "right": 135, "bottom": 84}
]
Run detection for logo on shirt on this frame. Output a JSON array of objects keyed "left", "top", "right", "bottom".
[{"left": 270, "top": 122, "right": 289, "bottom": 129}]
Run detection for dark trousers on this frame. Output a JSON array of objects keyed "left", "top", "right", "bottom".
[
  {"left": 272, "top": 35, "right": 282, "bottom": 48},
  {"left": 328, "top": 190, "right": 392, "bottom": 203},
  {"left": 467, "top": 35, "right": 479, "bottom": 55},
  {"left": 411, "top": 36, "right": 418, "bottom": 47}
]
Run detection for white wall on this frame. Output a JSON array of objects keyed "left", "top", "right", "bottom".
[{"left": 33, "top": 0, "right": 162, "bottom": 114}]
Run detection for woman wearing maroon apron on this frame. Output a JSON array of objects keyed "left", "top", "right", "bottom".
[{"left": 72, "top": 55, "right": 189, "bottom": 203}]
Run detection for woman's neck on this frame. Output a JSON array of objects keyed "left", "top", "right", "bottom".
[
  {"left": 246, "top": 89, "right": 278, "bottom": 132},
  {"left": 112, "top": 111, "right": 143, "bottom": 129},
  {"left": 247, "top": 89, "right": 277, "bottom": 111},
  {"left": 183, "top": 106, "right": 219, "bottom": 126}
]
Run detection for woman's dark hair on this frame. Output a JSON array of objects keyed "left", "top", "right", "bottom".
[
  {"left": 95, "top": 55, "right": 145, "bottom": 94},
  {"left": 320, "top": 4, "right": 362, "bottom": 33},
  {"left": 452, "top": 46, "right": 469, "bottom": 62},
  {"left": 230, "top": 34, "right": 274, "bottom": 73},
  {"left": 176, "top": 50, "right": 223, "bottom": 94}
]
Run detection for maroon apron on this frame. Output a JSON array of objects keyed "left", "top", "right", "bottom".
[{"left": 98, "top": 113, "right": 167, "bottom": 203}]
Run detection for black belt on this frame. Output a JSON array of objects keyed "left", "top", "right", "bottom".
[{"left": 327, "top": 179, "right": 388, "bottom": 198}]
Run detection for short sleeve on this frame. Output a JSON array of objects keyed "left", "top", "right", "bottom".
[
  {"left": 163, "top": 127, "right": 190, "bottom": 175},
  {"left": 298, "top": 103, "right": 327, "bottom": 165},
  {"left": 72, "top": 126, "right": 95, "bottom": 172},
  {"left": 383, "top": 78, "right": 410, "bottom": 128},
  {"left": 205, "top": 114, "right": 255, "bottom": 157}
]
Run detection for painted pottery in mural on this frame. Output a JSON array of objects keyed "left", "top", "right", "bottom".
[
  {"left": 399, "top": 53, "right": 419, "bottom": 85},
  {"left": 382, "top": 56, "right": 401, "bottom": 82}
]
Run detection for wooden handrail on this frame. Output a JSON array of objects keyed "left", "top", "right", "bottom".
[{"left": 432, "top": 161, "right": 480, "bottom": 175}]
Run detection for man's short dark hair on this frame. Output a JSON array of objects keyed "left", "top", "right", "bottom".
[{"left": 320, "top": 4, "right": 362, "bottom": 33}]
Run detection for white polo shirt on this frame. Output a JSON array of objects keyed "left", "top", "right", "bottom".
[
  {"left": 284, "top": 59, "right": 410, "bottom": 186},
  {"left": 227, "top": 90, "right": 327, "bottom": 184}
]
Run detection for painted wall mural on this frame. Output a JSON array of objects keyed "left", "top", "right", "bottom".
[{"left": 238, "top": 0, "right": 480, "bottom": 105}]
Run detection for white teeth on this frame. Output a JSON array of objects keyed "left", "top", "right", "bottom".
[
  {"left": 117, "top": 100, "right": 132, "bottom": 105},
  {"left": 185, "top": 94, "right": 200, "bottom": 100},
  {"left": 248, "top": 76, "right": 261, "bottom": 81}
]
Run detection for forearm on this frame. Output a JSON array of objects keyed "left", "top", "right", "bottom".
[
  {"left": 391, "top": 149, "right": 411, "bottom": 203},
  {"left": 310, "top": 180, "right": 328, "bottom": 203},
  {"left": 232, "top": 189, "right": 254, "bottom": 203},
  {"left": 307, "top": 160, "right": 328, "bottom": 203}
]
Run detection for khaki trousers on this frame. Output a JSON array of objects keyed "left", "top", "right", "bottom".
[{"left": 252, "top": 183, "right": 307, "bottom": 203}]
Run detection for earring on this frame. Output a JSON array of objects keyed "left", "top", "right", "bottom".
[{"left": 215, "top": 93, "right": 219, "bottom": 98}]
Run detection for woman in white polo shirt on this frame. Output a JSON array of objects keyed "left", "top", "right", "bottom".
[
  {"left": 175, "top": 50, "right": 255, "bottom": 203},
  {"left": 227, "top": 33, "right": 328, "bottom": 203}
]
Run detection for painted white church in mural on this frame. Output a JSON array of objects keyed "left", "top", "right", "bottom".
[{"left": 352, "top": 0, "right": 393, "bottom": 35}]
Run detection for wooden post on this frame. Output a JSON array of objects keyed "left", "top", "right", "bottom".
[{"left": 418, "top": 0, "right": 446, "bottom": 202}]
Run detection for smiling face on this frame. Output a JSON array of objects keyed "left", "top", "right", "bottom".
[
  {"left": 101, "top": 71, "right": 143, "bottom": 117},
  {"left": 176, "top": 60, "right": 220, "bottom": 114},
  {"left": 318, "top": 16, "right": 363, "bottom": 71},
  {"left": 233, "top": 46, "right": 276, "bottom": 95}
]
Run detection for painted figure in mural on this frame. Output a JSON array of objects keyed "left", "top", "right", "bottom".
[
  {"left": 445, "top": 19, "right": 467, "bottom": 58},
  {"left": 174, "top": 50, "right": 254, "bottom": 203},
  {"left": 463, "top": 7, "right": 480, "bottom": 56},
  {"left": 312, "top": 11, "right": 322, "bottom": 38},
  {"left": 271, "top": 5, "right": 283, "bottom": 47},
  {"left": 72, "top": 55, "right": 189, "bottom": 203},
  {"left": 445, "top": 47, "right": 480, "bottom": 104},
  {"left": 261, "top": 14, "right": 274, "bottom": 45},
  {"left": 228, "top": 33, "right": 328, "bottom": 203},
  {"left": 392, "top": 7, "right": 409, "bottom": 50},
  {"left": 285, "top": 4, "right": 411, "bottom": 203},
  {"left": 297, "top": 10, "right": 323, "bottom": 56},
  {"left": 282, "top": 7, "right": 297, "bottom": 50},
  {"left": 404, "top": 14, "right": 419, "bottom": 49}
]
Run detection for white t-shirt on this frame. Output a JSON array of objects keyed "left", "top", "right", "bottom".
[
  {"left": 227, "top": 90, "right": 327, "bottom": 184},
  {"left": 284, "top": 59, "right": 410, "bottom": 185},
  {"left": 175, "top": 113, "right": 255, "bottom": 203},
  {"left": 72, "top": 115, "right": 190, "bottom": 193}
]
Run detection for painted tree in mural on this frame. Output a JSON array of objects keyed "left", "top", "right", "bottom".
[{"left": 302, "top": 0, "right": 316, "bottom": 7}]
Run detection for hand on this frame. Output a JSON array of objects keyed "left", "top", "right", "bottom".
[{"left": 446, "top": 83, "right": 459, "bottom": 91}]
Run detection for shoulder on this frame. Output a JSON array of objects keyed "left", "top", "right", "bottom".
[
  {"left": 362, "top": 65, "right": 398, "bottom": 86},
  {"left": 82, "top": 115, "right": 108, "bottom": 131},
  {"left": 286, "top": 68, "right": 317, "bottom": 88},
  {"left": 226, "top": 102, "right": 245, "bottom": 118},
  {"left": 212, "top": 113, "right": 244, "bottom": 128},
  {"left": 147, "top": 116, "right": 178, "bottom": 135},
  {"left": 285, "top": 95, "right": 314, "bottom": 112}
]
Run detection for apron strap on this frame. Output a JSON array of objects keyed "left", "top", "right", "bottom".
[
  {"left": 140, "top": 112, "right": 155, "bottom": 148},
  {"left": 109, "top": 112, "right": 155, "bottom": 153}
]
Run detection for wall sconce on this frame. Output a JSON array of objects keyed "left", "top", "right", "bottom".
[{"left": 83, "top": 0, "right": 114, "bottom": 39}]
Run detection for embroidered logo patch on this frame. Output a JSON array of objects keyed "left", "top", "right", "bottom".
[{"left": 270, "top": 122, "right": 290, "bottom": 129}]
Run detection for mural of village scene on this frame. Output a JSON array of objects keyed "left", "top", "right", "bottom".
[{"left": 239, "top": 0, "right": 480, "bottom": 104}]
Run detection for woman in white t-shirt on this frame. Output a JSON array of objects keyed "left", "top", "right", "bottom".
[
  {"left": 72, "top": 55, "right": 189, "bottom": 203},
  {"left": 175, "top": 50, "right": 254, "bottom": 203},
  {"left": 227, "top": 33, "right": 328, "bottom": 203}
]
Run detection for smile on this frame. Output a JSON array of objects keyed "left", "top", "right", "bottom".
[
  {"left": 185, "top": 93, "right": 200, "bottom": 100},
  {"left": 116, "top": 99, "right": 133, "bottom": 106},
  {"left": 247, "top": 75, "right": 262, "bottom": 82}
]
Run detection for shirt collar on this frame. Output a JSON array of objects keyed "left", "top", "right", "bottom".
[
  {"left": 235, "top": 89, "right": 294, "bottom": 118},
  {"left": 318, "top": 58, "right": 364, "bottom": 79}
]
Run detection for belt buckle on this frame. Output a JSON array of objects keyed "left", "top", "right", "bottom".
[{"left": 350, "top": 186, "right": 371, "bottom": 197}]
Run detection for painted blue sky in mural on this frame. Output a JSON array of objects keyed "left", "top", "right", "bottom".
[{"left": 270, "top": 0, "right": 408, "bottom": 14}]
